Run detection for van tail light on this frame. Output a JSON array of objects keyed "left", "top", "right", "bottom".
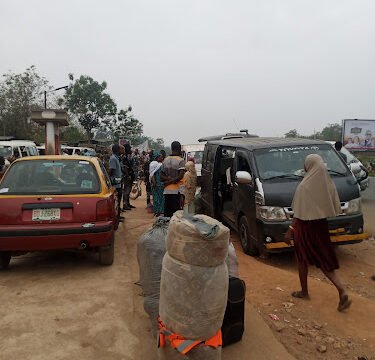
[{"left": 96, "top": 199, "right": 113, "bottom": 221}]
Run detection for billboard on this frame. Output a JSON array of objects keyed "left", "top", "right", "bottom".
[{"left": 342, "top": 119, "right": 375, "bottom": 150}]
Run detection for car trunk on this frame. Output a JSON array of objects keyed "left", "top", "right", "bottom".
[{"left": 0, "top": 196, "right": 103, "bottom": 226}]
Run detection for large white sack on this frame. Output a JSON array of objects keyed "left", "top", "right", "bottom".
[
  {"left": 137, "top": 217, "right": 169, "bottom": 337},
  {"left": 159, "top": 253, "right": 228, "bottom": 340},
  {"left": 167, "top": 211, "right": 229, "bottom": 267},
  {"left": 158, "top": 345, "right": 221, "bottom": 360}
]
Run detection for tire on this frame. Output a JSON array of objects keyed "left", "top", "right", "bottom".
[
  {"left": 0, "top": 252, "right": 11, "bottom": 270},
  {"left": 99, "top": 235, "right": 114, "bottom": 266},
  {"left": 239, "top": 216, "right": 259, "bottom": 256}
]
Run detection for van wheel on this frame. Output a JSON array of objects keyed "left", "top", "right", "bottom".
[
  {"left": 239, "top": 217, "right": 259, "bottom": 256},
  {"left": 0, "top": 252, "right": 11, "bottom": 270},
  {"left": 99, "top": 235, "right": 115, "bottom": 266}
]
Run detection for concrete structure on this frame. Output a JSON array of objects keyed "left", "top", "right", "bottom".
[{"left": 31, "top": 109, "right": 69, "bottom": 155}]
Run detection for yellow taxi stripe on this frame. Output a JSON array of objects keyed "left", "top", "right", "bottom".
[{"left": 266, "top": 233, "right": 369, "bottom": 250}]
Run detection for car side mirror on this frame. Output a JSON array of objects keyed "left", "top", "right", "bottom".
[
  {"left": 235, "top": 171, "right": 252, "bottom": 184},
  {"left": 349, "top": 163, "right": 361, "bottom": 174}
]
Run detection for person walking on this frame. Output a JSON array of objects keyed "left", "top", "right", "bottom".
[
  {"left": 149, "top": 151, "right": 164, "bottom": 216},
  {"left": 285, "top": 154, "right": 351, "bottom": 311},
  {"left": 182, "top": 161, "right": 197, "bottom": 215},
  {"left": 161, "top": 141, "right": 186, "bottom": 218},
  {"left": 109, "top": 144, "right": 124, "bottom": 222}
]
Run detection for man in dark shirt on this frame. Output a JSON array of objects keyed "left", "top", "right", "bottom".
[{"left": 122, "top": 144, "right": 136, "bottom": 210}]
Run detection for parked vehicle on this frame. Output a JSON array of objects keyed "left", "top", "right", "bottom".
[
  {"left": 0, "top": 155, "right": 118, "bottom": 269},
  {"left": 182, "top": 143, "right": 205, "bottom": 181},
  {"left": 201, "top": 137, "right": 368, "bottom": 256},
  {"left": 327, "top": 141, "right": 369, "bottom": 191},
  {"left": 0, "top": 140, "right": 39, "bottom": 159},
  {"left": 61, "top": 146, "right": 96, "bottom": 156}
]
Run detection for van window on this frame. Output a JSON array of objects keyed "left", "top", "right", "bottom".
[
  {"left": 13, "top": 147, "right": 21, "bottom": 159},
  {"left": 254, "top": 145, "right": 349, "bottom": 180},
  {"left": 204, "top": 146, "right": 216, "bottom": 171},
  {"left": 237, "top": 153, "right": 251, "bottom": 174},
  {"left": 0, "top": 146, "right": 12, "bottom": 158}
]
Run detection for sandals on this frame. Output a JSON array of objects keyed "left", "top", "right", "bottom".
[
  {"left": 338, "top": 294, "right": 352, "bottom": 312},
  {"left": 291, "top": 291, "right": 310, "bottom": 299}
]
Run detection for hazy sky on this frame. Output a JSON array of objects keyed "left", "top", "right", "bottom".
[{"left": 1, "top": 0, "right": 375, "bottom": 145}]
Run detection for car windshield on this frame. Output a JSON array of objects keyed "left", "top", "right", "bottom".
[
  {"left": 0, "top": 159, "right": 101, "bottom": 195},
  {"left": 254, "top": 144, "right": 349, "bottom": 180},
  {"left": 187, "top": 151, "right": 203, "bottom": 164},
  {"left": 0, "top": 146, "right": 12, "bottom": 158}
]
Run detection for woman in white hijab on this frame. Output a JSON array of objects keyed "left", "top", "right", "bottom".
[{"left": 285, "top": 154, "right": 351, "bottom": 312}]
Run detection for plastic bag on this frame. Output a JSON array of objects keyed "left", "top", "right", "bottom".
[{"left": 137, "top": 217, "right": 169, "bottom": 337}]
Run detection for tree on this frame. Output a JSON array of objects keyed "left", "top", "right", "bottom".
[
  {"left": 64, "top": 75, "right": 117, "bottom": 143},
  {"left": 61, "top": 126, "right": 85, "bottom": 143},
  {"left": 284, "top": 129, "right": 300, "bottom": 138},
  {"left": 318, "top": 123, "right": 342, "bottom": 141},
  {"left": 0, "top": 66, "right": 49, "bottom": 138},
  {"left": 105, "top": 107, "right": 144, "bottom": 144}
]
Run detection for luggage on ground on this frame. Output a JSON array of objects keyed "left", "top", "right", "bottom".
[{"left": 221, "top": 277, "right": 246, "bottom": 347}]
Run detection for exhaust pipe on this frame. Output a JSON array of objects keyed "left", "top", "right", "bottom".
[{"left": 79, "top": 241, "right": 89, "bottom": 250}]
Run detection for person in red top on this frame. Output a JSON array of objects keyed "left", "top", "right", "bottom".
[{"left": 160, "top": 141, "right": 186, "bottom": 218}]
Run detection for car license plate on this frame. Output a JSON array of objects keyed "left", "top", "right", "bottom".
[{"left": 32, "top": 208, "right": 61, "bottom": 221}]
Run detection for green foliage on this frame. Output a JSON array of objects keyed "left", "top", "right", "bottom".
[
  {"left": 284, "top": 129, "right": 299, "bottom": 138},
  {"left": 64, "top": 75, "right": 117, "bottom": 143},
  {"left": 316, "top": 123, "right": 342, "bottom": 141},
  {"left": 105, "top": 107, "right": 143, "bottom": 144},
  {"left": 61, "top": 126, "right": 85, "bottom": 143},
  {"left": 0, "top": 66, "right": 48, "bottom": 139}
]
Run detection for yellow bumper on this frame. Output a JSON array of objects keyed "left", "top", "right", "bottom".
[{"left": 265, "top": 233, "right": 369, "bottom": 250}]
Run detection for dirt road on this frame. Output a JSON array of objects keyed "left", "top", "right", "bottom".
[{"left": 0, "top": 192, "right": 374, "bottom": 359}]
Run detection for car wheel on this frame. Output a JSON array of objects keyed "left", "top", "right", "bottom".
[
  {"left": 99, "top": 235, "right": 115, "bottom": 266},
  {"left": 239, "top": 216, "right": 259, "bottom": 256},
  {"left": 0, "top": 252, "right": 11, "bottom": 270}
]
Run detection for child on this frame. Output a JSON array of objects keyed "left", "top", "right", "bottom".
[{"left": 182, "top": 161, "right": 197, "bottom": 215}]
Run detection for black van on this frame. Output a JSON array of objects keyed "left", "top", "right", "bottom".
[{"left": 201, "top": 137, "right": 368, "bottom": 255}]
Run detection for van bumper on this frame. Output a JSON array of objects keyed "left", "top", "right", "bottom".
[{"left": 260, "top": 214, "right": 368, "bottom": 252}]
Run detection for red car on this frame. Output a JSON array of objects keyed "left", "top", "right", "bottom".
[{"left": 0, "top": 155, "right": 118, "bottom": 269}]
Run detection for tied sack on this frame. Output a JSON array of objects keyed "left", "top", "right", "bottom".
[
  {"left": 166, "top": 211, "right": 229, "bottom": 267},
  {"left": 137, "top": 217, "right": 169, "bottom": 337},
  {"left": 159, "top": 253, "right": 228, "bottom": 340}
]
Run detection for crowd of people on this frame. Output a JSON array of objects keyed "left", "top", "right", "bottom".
[{"left": 108, "top": 141, "right": 197, "bottom": 222}]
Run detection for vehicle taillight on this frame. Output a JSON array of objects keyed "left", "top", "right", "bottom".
[{"left": 96, "top": 199, "right": 112, "bottom": 221}]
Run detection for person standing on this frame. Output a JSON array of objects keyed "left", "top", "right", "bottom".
[
  {"left": 122, "top": 144, "right": 136, "bottom": 211},
  {"left": 149, "top": 151, "right": 164, "bottom": 216},
  {"left": 143, "top": 150, "right": 153, "bottom": 210},
  {"left": 285, "top": 154, "right": 351, "bottom": 311},
  {"left": 109, "top": 144, "right": 124, "bottom": 222},
  {"left": 161, "top": 141, "right": 186, "bottom": 218},
  {"left": 182, "top": 161, "right": 197, "bottom": 215},
  {"left": 334, "top": 141, "right": 347, "bottom": 163}
]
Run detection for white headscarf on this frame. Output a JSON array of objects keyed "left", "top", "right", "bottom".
[
  {"left": 149, "top": 161, "right": 162, "bottom": 183},
  {"left": 292, "top": 154, "right": 341, "bottom": 220}
]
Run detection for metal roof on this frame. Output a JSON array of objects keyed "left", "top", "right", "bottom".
[{"left": 206, "top": 137, "right": 329, "bottom": 150}]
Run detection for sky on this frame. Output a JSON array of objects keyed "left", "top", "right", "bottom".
[{"left": 1, "top": 0, "right": 375, "bottom": 145}]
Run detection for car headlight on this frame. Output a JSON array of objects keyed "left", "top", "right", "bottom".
[
  {"left": 346, "top": 198, "right": 361, "bottom": 215},
  {"left": 258, "top": 206, "right": 287, "bottom": 221}
]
